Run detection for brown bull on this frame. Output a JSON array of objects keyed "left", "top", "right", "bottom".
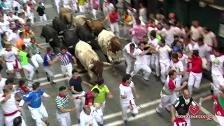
[
  {"left": 59, "top": 8, "right": 73, "bottom": 24},
  {"left": 86, "top": 19, "right": 104, "bottom": 36}
]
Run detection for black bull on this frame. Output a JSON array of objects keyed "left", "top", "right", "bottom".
[
  {"left": 76, "top": 25, "right": 101, "bottom": 50},
  {"left": 41, "top": 25, "right": 63, "bottom": 52},
  {"left": 52, "top": 17, "right": 67, "bottom": 34},
  {"left": 41, "top": 24, "right": 101, "bottom": 54}
]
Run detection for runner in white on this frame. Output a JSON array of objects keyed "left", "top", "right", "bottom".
[
  {"left": 80, "top": 105, "right": 98, "bottom": 126},
  {"left": 156, "top": 70, "right": 187, "bottom": 113},
  {"left": 0, "top": 86, "right": 26, "bottom": 126},
  {"left": 0, "top": 43, "right": 22, "bottom": 79},
  {"left": 119, "top": 74, "right": 138, "bottom": 125},
  {"left": 148, "top": 30, "right": 160, "bottom": 78},
  {"left": 131, "top": 42, "right": 151, "bottom": 81},
  {"left": 156, "top": 39, "right": 172, "bottom": 83},
  {"left": 209, "top": 48, "right": 224, "bottom": 94},
  {"left": 123, "top": 42, "right": 136, "bottom": 74},
  {"left": 170, "top": 53, "right": 184, "bottom": 88},
  {"left": 198, "top": 37, "right": 212, "bottom": 70}
]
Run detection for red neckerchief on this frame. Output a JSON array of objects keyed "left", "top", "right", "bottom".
[
  {"left": 120, "top": 81, "right": 128, "bottom": 87},
  {"left": 179, "top": 53, "right": 183, "bottom": 58},
  {"left": 173, "top": 60, "right": 179, "bottom": 64},
  {"left": 20, "top": 85, "right": 30, "bottom": 93},
  {"left": 58, "top": 93, "right": 66, "bottom": 98},
  {"left": 6, "top": 48, "right": 12, "bottom": 51}
]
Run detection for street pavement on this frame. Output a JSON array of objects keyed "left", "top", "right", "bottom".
[{"left": 0, "top": 1, "right": 221, "bottom": 126}]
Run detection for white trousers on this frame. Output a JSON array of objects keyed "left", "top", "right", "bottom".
[
  {"left": 160, "top": 61, "right": 170, "bottom": 83},
  {"left": 188, "top": 72, "right": 202, "bottom": 95},
  {"left": 28, "top": 103, "right": 48, "bottom": 126},
  {"left": 72, "top": 91, "right": 85, "bottom": 120},
  {"left": 4, "top": 111, "right": 26, "bottom": 126},
  {"left": 150, "top": 54, "right": 159, "bottom": 77},
  {"left": 56, "top": 112, "right": 71, "bottom": 126},
  {"left": 61, "top": 63, "right": 73, "bottom": 79},
  {"left": 55, "top": 2, "right": 60, "bottom": 13},
  {"left": 31, "top": 54, "right": 43, "bottom": 69},
  {"left": 212, "top": 74, "right": 224, "bottom": 95},
  {"left": 157, "top": 94, "right": 177, "bottom": 112},
  {"left": 43, "top": 66, "right": 54, "bottom": 83},
  {"left": 39, "top": 14, "right": 47, "bottom": 22},
  {"left": 131, "top": 64, "right": 151, "bottom": 80},
  {"left": 93, "top": 107, "right": 104, "bottom": 124},
  {"left": 120, "top": 99, "right": 138, "bottom": 121},
  {"left": 79, "top": 5, "right": 85, "bottom": 13},
  {"left": 144, "top": 55, "right": 151, "bottom": 66},
  {"left": 22, "top": 63, "right": 35, "bottom": 81},
  {"left": 0, "top": 107, "right": 3, "bottom": 126},
  {"left": 124, "top": 56, "right": 134, "bottom": 74},
  {"left": 110, "top": 22, "right": 119, "bottom": 36},
  {"left": 92, "top": 9, "right": 97, "bottom": 19},
  {"left": 216, "top": 115, "right": 224, "bottom": 126}
]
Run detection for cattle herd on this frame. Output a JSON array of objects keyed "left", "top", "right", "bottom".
[{"left": 41, "top": 8, "right": 123, "bottom": 81}]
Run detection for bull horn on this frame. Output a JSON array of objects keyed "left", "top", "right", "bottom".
[
  {"left": 103, "top": 62, "right": 112, "bottom": 66},
  {"left": 88, "top": 64, "right": 94, "bottom": 69}
]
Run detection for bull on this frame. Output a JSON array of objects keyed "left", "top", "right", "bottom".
[
  {"left": 98, "top": 30, "right": 122, "bottom": 63},
  {"left": 41, "top": 25, "right": 63, "bottom": 52},
  {"left": 86, "top": 19, "right": 104, "bottom": 36},
  {"left": 72, "top": 15, "right": 104, "bottom": 36},
  {"left": 75, "top": 40, "right": 110, "bottom": 82},
  {"left": 72, "top": 15, "right": 88, "bottom": 27},
  {"left": 62, "top": 28, "right": 79, "bottom": 55},
  {"left": 76, "top": 24, "right": 100, "bottom": 50},
  {"left": 52, "top": 17, "right": 68, "bottom": 34},
  {"left": 59, "top": 7, "right": 73, "bottom": 25}
]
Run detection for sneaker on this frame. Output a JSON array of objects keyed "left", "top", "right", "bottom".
[
  {"left": 131, "top": 113, "right": 136, "bottom": 117},
  {"left": 124, "top": 120, "right": 128, "bottom": 126},
  {"left": 47, "top": 76, "right": 50, "bottom": 82},
  {"left": 51, "top": 81, "right": 56, "bottom": 85}
]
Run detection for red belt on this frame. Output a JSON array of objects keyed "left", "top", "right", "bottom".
[{"left": 4, "top": 110, "right": 19, "bottom": 117}]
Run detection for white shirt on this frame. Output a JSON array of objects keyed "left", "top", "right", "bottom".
[
  {"left": 80, "top": 107, "right": 96, "bottom": 126},
  {"left": 210, "top": 55, "right": 224, "bottom": 76},
  {"left": 186, "top": 42, "right": 199, "bottom": 52},
  {"left": 165, "top": 27, "right": 177, "bottom": 46},
  {"left": 0, "top": 20, "right": 10, "bottom": 34},
  {"left": 203, "top": 32, "right": 215, "bottom": 47},
  {"left": 170, "top": 60, "right": 184, "bottom": 79},
  {"left": 133, "top": 48, "right": 146, "bottom": 65},
  {"left": 150, "top": 38, "right": 159, "bottom": 47},
  {"left": 0, "top": 47, "right": 18, "bottom": 62},
  {"left": 178, "top": 54, "right": 188, "bottom": 69},
  {"left": 0, "top": 93, "right": 18, "bottom": 114},
  {"left": 12, "top": 0, "right": 21, "bottom": 9},
  {"left": 119, "top": 81, "right": 135, "bottom": 104},
  {"left": 157, "top": 45, "right": 171, "bottom": 63},
  {"left": 123, "top": 43, "right": 135, "bottom": 59},
  {"left": 0, "top": 78, "right": 6, "bottom": 95},
  {"left": 7, "top": 31, "right": 19, "bottom": 46},
  {"left": 190, "top": 26, "right": 203, "bottom": 41},
  {"left": 198, "top": 44, "right": 212, "bottom": 58}
]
